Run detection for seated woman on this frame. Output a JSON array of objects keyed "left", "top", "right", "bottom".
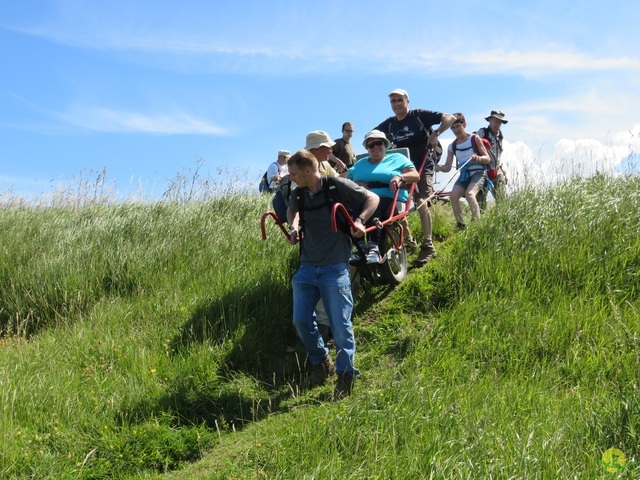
[
  {"left": 346, "top": 130, "right": 419, "bottom": 264},
  {"left": 436, "top": 112, "right": 490, "bottom": 229}
]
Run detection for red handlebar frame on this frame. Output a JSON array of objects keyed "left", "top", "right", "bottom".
[{"left": 261, "top": 146, "right": 444, "bottom": 249}]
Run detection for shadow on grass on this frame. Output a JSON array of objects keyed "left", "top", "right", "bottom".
[
  {"left": 123, "top": 274, "right": 315, "bottom": 431},
  {"left": 124, "top": 262, "right": 405, "bottom": 433}
]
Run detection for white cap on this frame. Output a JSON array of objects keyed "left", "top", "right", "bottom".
[{"left": 388, "top": 88, "right": 409, "bottom": 100}]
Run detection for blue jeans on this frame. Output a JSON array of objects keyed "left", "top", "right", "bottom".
[{"left": 292, "top": 262, "right": 358, "bottom": 375}]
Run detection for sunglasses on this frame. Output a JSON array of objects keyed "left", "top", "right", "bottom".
[
  {"left": 367, "top": 140, "right": 385, "bottom": 149},
  {"left": 390, "top": 98, "right": 406, "bottom": 104}
]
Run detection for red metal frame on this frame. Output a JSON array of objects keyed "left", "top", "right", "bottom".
[
  {"left": 260, "top": 210, "right": 289, "bottom": 240},
  {"left": 261, "top": 147, "right": 435, "bottom": 252}
]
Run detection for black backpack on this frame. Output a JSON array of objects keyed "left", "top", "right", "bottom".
[
  {"left": 294, "top": 176, "right": 353, "bottom": 237},
  {"left": 272, "top": 173, "right": 293, "bottom": 223}
]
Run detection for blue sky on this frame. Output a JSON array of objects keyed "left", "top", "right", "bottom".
[{"left": 1, "top": 0, "right": 639, "bottom": 200}]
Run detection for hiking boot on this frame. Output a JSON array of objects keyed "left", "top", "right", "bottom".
[
  {"left": 305, "top": 355, "right": 335, "bottom": 389},
  {"left": 366, "top": 245, "right": 382, "bottom": 264},
  {"left": 457, "top": 222, "right": 467, "bottom": 230},
  {"left": 414, "top": 242, "right": 436, "bottom": 267},
  {"left": 333, "top": 372, "right": 355, "bottom": 400},
  {"left": 404, "top": 236, "right": 418, "bottom": 254}
]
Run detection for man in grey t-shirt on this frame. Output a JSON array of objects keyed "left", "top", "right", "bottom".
[
  {"left": 332, "top": 122, "right": 356, "bottom": 170},
  {"left": 286, "top": 149, "right": 378, "bottom": 399}
]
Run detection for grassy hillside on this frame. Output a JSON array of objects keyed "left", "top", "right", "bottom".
[{"left": 1, "top": 174, "right": 639, "bottom": 478}]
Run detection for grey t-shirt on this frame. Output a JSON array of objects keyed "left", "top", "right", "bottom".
[{"left": 290, "top": 176, "right": 369, "bottom": 266}]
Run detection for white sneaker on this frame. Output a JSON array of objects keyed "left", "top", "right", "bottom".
[{"left": 366, "top": 246, "right": 382, "bottom": 264}]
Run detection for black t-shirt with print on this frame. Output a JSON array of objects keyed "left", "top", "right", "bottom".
[{"left": 375, "top": 109, "right": 442, "bottom": 172}]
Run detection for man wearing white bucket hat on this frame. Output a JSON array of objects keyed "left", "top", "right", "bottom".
[{"left": 266, "top": 150, "right": 291, "bottom": 191}]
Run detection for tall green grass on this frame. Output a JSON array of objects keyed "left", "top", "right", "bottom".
[
  {"left": 1, "top": 173, "right": 639, "bottom": 478},
  {"left": 0, "top": 191, "right": 302, "bottom": 478}
]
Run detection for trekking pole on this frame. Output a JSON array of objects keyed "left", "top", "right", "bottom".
[{"left": 427, "top": 157, "right": 473, "bottom": 204}]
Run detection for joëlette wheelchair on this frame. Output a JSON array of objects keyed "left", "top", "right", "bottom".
[{"left": 260, "top": 147, "right": 435, "bottom": 286}]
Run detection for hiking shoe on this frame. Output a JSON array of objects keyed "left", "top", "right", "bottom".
[
  {"left": 457, "top": 222, "right": 467, "bottom": 230},
  {"left": 404, "top": 236, "right": 418, "bottom": 254},
  {"left": 366, "top": 246, "right": 382, "bottom": 264},
  {"left": 305, "top": 355, "right": 335, "bottom": 389},
  {"left": 333, "top": 372, "right": 355, "bottom": 400},
  {"left": 414, "top": 242, "right": 436, "bottom": 267}
]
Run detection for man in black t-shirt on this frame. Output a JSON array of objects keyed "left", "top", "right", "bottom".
[{"left": 374, "top": 89, "right": 455, "bottom": 266}]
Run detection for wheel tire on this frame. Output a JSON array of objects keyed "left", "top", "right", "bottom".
[{"left": 379, "top": 223, "right": 407, "bottom": 284}]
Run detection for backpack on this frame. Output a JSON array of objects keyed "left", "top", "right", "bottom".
[
  {"left": 258, "top": 162, "right": 278, "bottom": 193},
  {"left": 451, "top": 134, "right": 491, "bottom": 166},
  {"left": 451, "top": 134, "right": 499, "bottom": 183},
  {"left": 294, "top": 176, "right": 354, "bottom": 238},
  {"left": 272, "top": 173, "right": 293, "bottom": 223},
  {"left": 258, "top": 171, "right": 270, "bottom": 193},
  {"left": 476, "top": 127, "right": 502, "bottom": 178}
]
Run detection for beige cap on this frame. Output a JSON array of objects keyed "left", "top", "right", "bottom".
[{"left": 304, "top": 131, "right": 335, "bottom": 150}]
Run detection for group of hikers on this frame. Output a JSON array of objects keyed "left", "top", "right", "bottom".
[{"left": 261, "top": 88, "right": 509, "bottom": 399}]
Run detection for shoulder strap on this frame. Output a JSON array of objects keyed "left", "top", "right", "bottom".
[
  {"left": 413, "top": 110, "right": 432, "bottom": 137},
  {"left": 453, "top": 135, "right": 482, "bottom": 170},
  {"left": 470, "top": 134, "right": 479, "bottom": 156},
  {"left": 323, "top": 176, "right": 339, "bottom": 200},
  {"left": 323, "top": 177, "right": 352, "bottom": 236},
  {"left": 295, "top": 188, "right": 306, "bottom": 258}
]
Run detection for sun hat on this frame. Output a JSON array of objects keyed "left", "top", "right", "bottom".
[
  {"left": 362, "top": 130, "right": 391, "bottom": 149},
  {"left": 304, "top": 131, "right": 335, "bottom": 150},
  {"left": 278, "top": 150, "right": 291, "bottom": 158},
  {"left": 485, "top": 110, "right": 509, "bottom": 124},
  {"left": 388, "top": 88, "right": 410, "bottom": 100}
]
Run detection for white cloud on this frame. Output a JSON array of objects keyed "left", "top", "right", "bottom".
[
  {"left": 8, "top": 15, "right": 640, "bottom": 79},
  {"left": 56, "top": 106, "right": 228, "bottom": 135},
  {"left": 503, "top": 124, "right": 640, "bottom": 191},
  {"left": 451, "top": 50, "right": 640, "bottom": 77},
  {"left": 435, "top": 125, "right": 640, "bottom": 196},
  {"left": 505, "top": 86, "right": 640, "bottom": 153}
]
